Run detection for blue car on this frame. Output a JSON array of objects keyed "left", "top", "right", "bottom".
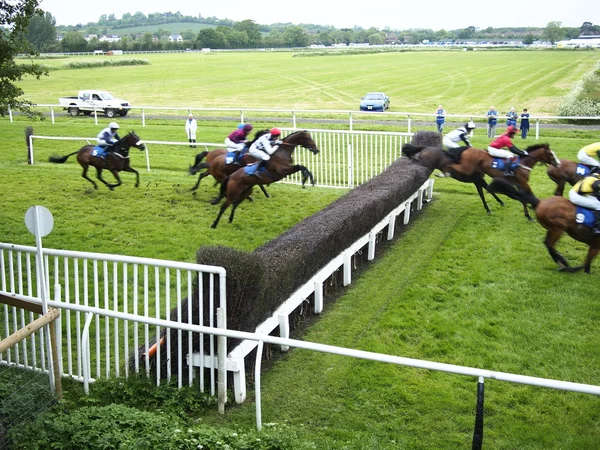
[{"left": 359, "top": 92, "right": 390, "bottom": 112}]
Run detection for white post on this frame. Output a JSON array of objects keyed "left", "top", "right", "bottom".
[
  {"left": 29, "top": 135, "right": 34, "bottom": 165},
  {"left": 240, "top": 111, "right": 244, "bottom": 125},
  {"left": 292, "top": 112, "right": 297, "bottom": 130},
  {"left": 254, "top": 340, "right": 264, "bottom": 431},
  {"left": 50, "top": 107, "right": 55, "bottom": 124},
  {"left": 144, "top": 144, "right": 151, "bottom": 172},
  {"left": 8, "top": 107, "right": 13, "bottom": 122},
  {"left": 217, "top": 308, "right": 226, "bottom": 414},
  {"left": 347, "top": 144, "right": 354, "bottom": 188},
  {"left": 93, "top": 110, "right": 98, "bottom": 126},
  {"left": 407, "top": 115, "right": 412, "bottom": 134},
  {"left": 142, "top": 109, "right": 146, "bottom": 128},
  {"left": 349, "top": 112, "right": 353, "bottom": 131},
  {"left": 535, "top": 119, "right": 540, "bottom": 140}
]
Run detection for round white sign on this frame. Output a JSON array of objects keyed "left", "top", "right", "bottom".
[{"left": 25, "top": 206, "right": 54, "bottom": 237}]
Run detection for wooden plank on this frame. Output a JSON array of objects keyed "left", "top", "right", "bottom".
[{"left": 0, "top": 292, "right": 43, "bottom": 314}]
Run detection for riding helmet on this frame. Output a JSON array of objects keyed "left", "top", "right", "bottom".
[
  {"left": 243, "top": 124, "right": 253, "bottom": 131},
  {"left": 270, "top": 127, "right": 281, "bottom": 136},
  {"left": 109, "top": 122, "right": 119, "bottom": 129},
  {"left": 507, "top": 125, "right": 518, "bottom": 135}
]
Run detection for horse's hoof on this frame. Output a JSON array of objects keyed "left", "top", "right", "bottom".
[
  {"left": 190, "top": 187, "right": 198, "bottom": 192},
  {"left": 210, "top": 199, "right": 220, "bottom": 205},
  {"left": 210, "top": 224, "right": 217, "bottom": 229},
  {"left": 486, "top": 211, "right": 492, "bottom": 215},
  {"left": 558, "top": 265, "right": 582, "bottom": 273}
]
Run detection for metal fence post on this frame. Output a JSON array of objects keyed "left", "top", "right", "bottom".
[{"left": 472, "top": 376, "right": 485, "bottom": 450}]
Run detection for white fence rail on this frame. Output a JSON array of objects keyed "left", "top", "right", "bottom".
[
  {"left": 10, "top": 103, "right": 600, "bottom": 140},
  {"left": 0, "top": 243, "right": 226, "bottom": 395},
  {"left": 28, "top": 128, "right": 413, "bottom": 188}
]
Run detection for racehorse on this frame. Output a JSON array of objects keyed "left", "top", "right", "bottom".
[
  {"left": 489, "top": 178, "right": 600, "bottom": 273},
  {"left": 210, "top": 130, "right": 320, "bottom": 228},
  {"left": 404, "top": 143, "right": 560, "bottom": 220},
  {"left": 48, "top": 131, "right": 146, "bottom": 190},
  {"left": 547, "top": 158, "right": 597, "bottom": 196},
  {"left": 402, "top": 143, "right": 506, "bottom": 215},
  {"left": 188, "top": 130, "right": 270, "bottom": 198}
]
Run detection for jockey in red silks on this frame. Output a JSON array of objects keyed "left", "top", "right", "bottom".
[{"left": 487, "top": 125, "right": 528, "bottom": 176}]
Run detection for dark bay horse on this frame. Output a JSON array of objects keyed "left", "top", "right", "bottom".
[
  {"left": 49, "top": 131, "right": 146, "bottom": 190},
  {"left": 402, "top": 143, "right": 506, "bottom": 215},
  {"left": 188, "top": 130, "right": 270, "bottom": 198},
  {"left": 405, "top": 143, "right": 560, "bottom": 220},
  {"left": 547, "top": 158, "right": 597, "bottom": 196},
  {"left": 210, "top": 130, "right": 320, "bottom": 228},
  {"left": 489, "top": 178, "right": 600, "bottom": 273}
]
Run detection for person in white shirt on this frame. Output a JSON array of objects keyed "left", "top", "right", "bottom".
[{"left": 185, "top": 113, "right": 198, "bottom": 148}]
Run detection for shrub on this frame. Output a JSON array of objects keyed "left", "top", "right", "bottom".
[
  {"left": 557, "top": 65, "right": 600, "bottom": 124},
  {"left": 63, "top": 59, "right": 150, "bottom": 70},
  {"left": 10, "top": 404, "right": 314, "bottom": 450}
]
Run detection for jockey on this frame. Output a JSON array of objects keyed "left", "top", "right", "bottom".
[
  {"left": 96, "top": 122, "right": 120, "bottom": 155},
  {"left": 225, "top": 123, "right": 253, "bottom": 161},
  {"left": 569, "top": 175, "right": 600, "bottom": 234},
  {"left": 443, "top": 122, "right": 475, "bottom": 149},
  {"left": 248, "top": 127, "right": 282, "bottom": 174},
  {"left": 576, "top": 142, "right": 600, "bottom": 172},
  {"left": 487, "top": 125, "right": 528, "bottom": 177}
]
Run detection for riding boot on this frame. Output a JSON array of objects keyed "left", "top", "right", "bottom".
[{"left": 593, "top": 211, "right": 600, "bottom": 235}]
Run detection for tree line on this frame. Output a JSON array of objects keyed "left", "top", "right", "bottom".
[{"left": 17, "top": 9, "right": 600, "bottom": 53}]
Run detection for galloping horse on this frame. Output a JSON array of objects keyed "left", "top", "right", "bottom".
[
  {"left": 404, "top": 143, "right": 560, "bottom": 220},
  {"left": 402, "top": 143, "right": 506, "bottom": 215},
  {"left": 188, "top": 130, "right": 270, "bottom": 198},
  {"left": 210, "top": 130, "right": 320, "bottom": 228},
  {"left": 489, "top": 178, "right": 600, "bottom": 273},
  {"left": 547, "top": 158, "right": 597, "bottom": 196},
  {"left": 49, "top": 131, "right": 146, "bottom": 190}
]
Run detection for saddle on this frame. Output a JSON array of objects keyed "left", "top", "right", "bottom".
[
  {"left": 225, "top": 147, "right": 248, "bottom": 166},
  {"left": 446, "top": 146, "right": 469, "bottom": 163},
  {"left": 575, "top": 206, "right": 596, "bottom": 228},
  {"left": 92, "top": 146, "right": 108, "bottom": 158}
]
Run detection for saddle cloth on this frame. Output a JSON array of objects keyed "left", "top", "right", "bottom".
[
  {"left": 225, "top": 148, "right": 247, "bottom": 165},
  {"left": 575, "top": 206, "right": 595, "bottom": 227},
  {"left": 91, "top": 146, "right": 107, "bottom": 157},
  {"left": 490, "top": 157, "right": 520, "bottom": 171},
  {"left": 576, "top": 164, "right": 596, "bottom": 177}
]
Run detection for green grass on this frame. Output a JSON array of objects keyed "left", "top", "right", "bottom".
[
  {"left": 4, "top": 51, "right": 600, "bottom": 448},
  {"left": 15, "top": 50, "right": 598, "bottom": 116}
]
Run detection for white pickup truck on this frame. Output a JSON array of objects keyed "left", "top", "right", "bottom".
[{"left": 58, "top": 90, "right": 131, "bottom": 118}]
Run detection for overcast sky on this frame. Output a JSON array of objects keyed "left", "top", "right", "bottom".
[{"left": 40, "top": 0, "right": 597, "bottom": 30}]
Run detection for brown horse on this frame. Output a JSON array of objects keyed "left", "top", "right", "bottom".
[
  {"left": 210, "top": 130, "right": 320, "bottom": 228},
  {"left": 489, "top": 178, "right": 600, "bottom": 273},
  {"left": 404, "top": 143, "right": 560, "bottom": 220},
  {"left": 547, "top": 158, "right": 598, "bottom": 196},
  {"left": 49, "top": 131, "right": 146, "bottom": 190},
  {"left": 402, "top": 143, "right": 506, "bottom": 215},
  {"left": 188, "top": 130, "right": 270, "bottom": 198}
]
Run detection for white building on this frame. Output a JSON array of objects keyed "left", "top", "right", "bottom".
[
  {"left": 99, "top": 34, "right": 121, "bottom": 43},
  {"left": 169, "top": 34, "right": 183, "bottom": 42}
]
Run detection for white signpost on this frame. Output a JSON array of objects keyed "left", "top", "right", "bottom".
[{"left": 24, "top": 206, "right": 56, "bottom": 391}]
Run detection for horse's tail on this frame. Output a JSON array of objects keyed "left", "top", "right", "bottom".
[
  {"left": 402, "top": 143, "right": 427, "bottom": 158},
  {"left": 48, "top": 151, "right": 79, "bottom": 164},
  {"left": 489, "top": 178, "right": 539, "bottom": 208},
  {"left": 189, "top": 151, "right": 209, "bottom": 174}
]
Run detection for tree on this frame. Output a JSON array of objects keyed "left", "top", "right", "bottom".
[
  {"left": 233, "top": 19, "right": 261, "bottom": 47},
  {"left": 543, "top": 21, "right": 564, "bottom": 44},
  {"left": 522, "top": 33, "right": 534, "bottom": 45},
  {"left": 282, "top": 26, "right": 310, "bottom": 47},
  {"left": 61, "top": 30, "right": 87, "bottom": 51},
  {"left": 580, "top": 21, "right": 600, "bottom": 36},
  {"left": 368, "top": 33, "right": 385, "bottom": 45},
  {"left": 26, "top": 10, "right": 56, "bottom": 51},
  {"left": 0, "top": 0, "right": 47, "bottom": 117}
]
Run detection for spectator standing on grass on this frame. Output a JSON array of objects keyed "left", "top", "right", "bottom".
[
  {"left": 486, "top": 106, "right": 498, "bottom": 138},
  {"left": 520, "top": 108, "right": 530, "bottom": 139},
  {"left": 185, "top": 113, "right": 198, "bottom": 148},
  {"left": 435, "top": 105, "right": 446, "bottom": 133},
  {"left": 506, "top": 106, "right": 518, "bottom": 127}
]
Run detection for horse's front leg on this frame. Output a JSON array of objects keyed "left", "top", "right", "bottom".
[
  {"left": 122, "top": 166, "right": 140, "bottom": 188},
  {"left": 211, "top": 200, "right": 230, "bottom": 228},
  {"left": 473, "top": 182, "right": 491, "bottom": 215},
  {"left": 110, "top": 170, "right": 123, "bottom": 188},
  {"left": 258, "top": 185, "right": 270, "bottom": 198}
]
